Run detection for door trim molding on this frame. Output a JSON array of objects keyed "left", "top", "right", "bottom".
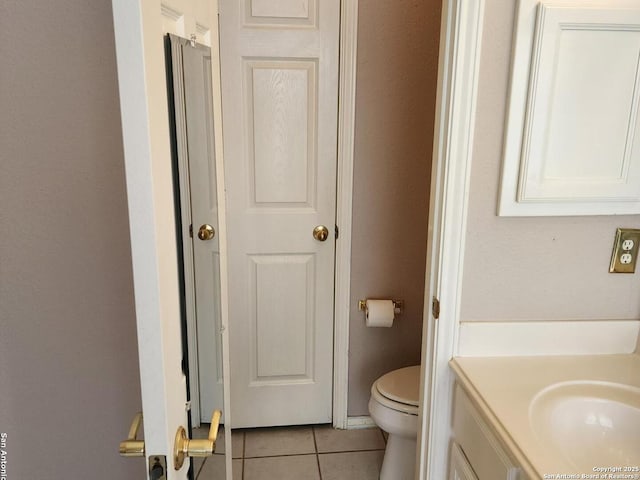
[
  {"left": 346, "top": 415, "right": 376, "bottom": 429},
  {"left": 333, "top": 0, "right": 359, "bottom": 429},
  {"left": 417, "top": 0, "right": 485, "bottom": 478}
]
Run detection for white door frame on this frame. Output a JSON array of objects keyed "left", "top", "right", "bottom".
[
  {"left": 333, "top": 2, "right": 485, "bottom": 451},
  {"left": 417, "top": 1, "right": 485, "bottom": 479},
  {"left": 332, "top": 0, "right": 359, "bottom": 429}
]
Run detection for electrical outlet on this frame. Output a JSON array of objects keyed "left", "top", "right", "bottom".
[{"left": 609, "top": 228, "right": 640, "bottom": 273}]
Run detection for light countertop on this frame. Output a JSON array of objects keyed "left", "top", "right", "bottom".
[{"left": 450, "top": 354, "right": 640, "bottom": 479}]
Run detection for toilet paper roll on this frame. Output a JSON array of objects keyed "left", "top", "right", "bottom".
[{"left": 365, "top": 299, "right": 395, "bottom": 327}]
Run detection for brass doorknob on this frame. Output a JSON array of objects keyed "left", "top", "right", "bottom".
[
  {"left": 119, "top": 412, "right": 145, "bottom": 457},
  {"left": 313, "top": 225, "right": 329, "bottom": 242},
  {"left": 197, "top": 224, "right": 215, "bottom": 241},
  {"left": 174, "top": 409, "right": 222, "bottom": 470}
]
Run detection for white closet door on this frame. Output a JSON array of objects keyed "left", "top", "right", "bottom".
[{"left": 220, "top": 0, "right": 340, "bottom": 427}]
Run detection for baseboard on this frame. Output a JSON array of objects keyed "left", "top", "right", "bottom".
[
  {"left": 458, "top": 319, "right": 640, "bottom": 356},
  {"left": 346, "top": 416, "right": 377, "bottom": 429}
]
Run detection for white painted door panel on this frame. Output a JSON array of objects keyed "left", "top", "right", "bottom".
[
  {"left": 112, "top": 0, "right": 230, "bottom": 478},
  {"left": 220, "top": 0, "right": 340, "bottom": 427}
]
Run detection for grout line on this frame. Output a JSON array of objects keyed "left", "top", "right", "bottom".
[
  {"left": 194, "top": 458, "right": 205, "bottom": 479},
  {"left": 241, "top": 448, "right": 386, "bottom": 460},
  {"left": 239, "top": 429, "right": 247, "bottom": 458},
  {"left": 312, "top": 426, "right": 322, "bottom": 480},
  {"left": 316, "top": 448, "right": 387, "bottom": 456},
  {"left": 379, "top": 427, "right": 387, "bottom": 445},
  {"left": 241, "top": 430, "right": 246, "bottom": 480},
  {"left": 243, "top": 452, "right": 318, "bottom": 460}
]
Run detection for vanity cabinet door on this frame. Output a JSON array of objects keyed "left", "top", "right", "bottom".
[
  {"left": 452, "top": 385, "right": 521, "bottom": 480},
  {"left": 449, "top": 442, "right": 479, "bottom": 480}
]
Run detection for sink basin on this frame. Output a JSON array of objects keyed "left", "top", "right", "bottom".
[{"left": 529, "top": 381, "right": 640, "bottom": 470}]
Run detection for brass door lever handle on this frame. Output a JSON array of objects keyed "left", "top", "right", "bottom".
[
  {"left": 119, "top": 412, "right": 145, "bottom": 457},
  {"left": 174, "top": 409, "right": 222, "bottom": 470}
]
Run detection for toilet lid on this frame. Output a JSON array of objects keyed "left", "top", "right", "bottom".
[{"left": 375, "top": 365, "right": 420, "bottom": 407}]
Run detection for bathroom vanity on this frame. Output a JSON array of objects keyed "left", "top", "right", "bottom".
[
  {"left": 449, "top": 354, "right": 640, "bottom": 480},
  {"left": 449, "top": 383, "right": 521, "bottom": 479}
]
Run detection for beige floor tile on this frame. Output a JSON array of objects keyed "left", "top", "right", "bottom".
[
  {"left": 228, "top": 429, "right": 245, "bottom": 458},
  {"left": 196, "top": 455, "right": 224, "bottom": 479},
  {"left": 244, "top": 454, "right": 319, "bottom": 480},
  {"left": 232, "top": 458, "right": 242, "bottom": 480},
  {"left": 193, "top": 425, "right": 244, "bottom": 458},
  {"left": 318, "top": 451, "right": 384, "bottom": 480},
  {"left": 213, "top": 428, "right": 244, "bottom": 458},
  {"left": 314, "top": 425, "right": 385, "bottom": 453},
  {"left": 197, "top": 456, "right": 242, "bottom": 480},
  {"left": 192, "top": 425, "right": 210, "bottom": 439},
  {"left": 244, "top": 426, "right": 315, "bottom": 457},
  {"left": 212, "top": 427, "right": 226, "bottom": 455},
  {"left": 192, "top": 457, "right": 205, "bottom": 478}
]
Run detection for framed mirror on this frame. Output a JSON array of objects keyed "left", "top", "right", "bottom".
[{"left": 166, "top": 33, "right": 227, "bottom": 479}]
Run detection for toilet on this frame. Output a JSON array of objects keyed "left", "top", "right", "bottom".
[{"left": 368, "top": 365, "right": 420, "bottom": 480}]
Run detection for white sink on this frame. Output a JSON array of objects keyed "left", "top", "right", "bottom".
[{"left": 529, "top": 381, "right": 640, "bottom": 470}]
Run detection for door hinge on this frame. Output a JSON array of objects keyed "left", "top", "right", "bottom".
[
  {"left": 189, "top": 224, "right": 193, "bottom": 238},
  {"left": 432, "top": 297, "right": 440, "bottom": 320},
  {"left": 335, "top": 225, "right": 339, "bottom": 239}
]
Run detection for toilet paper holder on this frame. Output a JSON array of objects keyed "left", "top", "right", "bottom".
[{"left": 358, "top": 299, "right": 403, "bottom": 315}]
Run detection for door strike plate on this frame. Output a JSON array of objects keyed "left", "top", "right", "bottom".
[{"left": 148, "top": 455, "right": 167, "bottom": 480}]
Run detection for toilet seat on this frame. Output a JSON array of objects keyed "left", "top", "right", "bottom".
[{"left": 371, "top": 365, "right": 420, "bottom": 415}]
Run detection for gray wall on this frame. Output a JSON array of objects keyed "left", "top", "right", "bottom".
[
  {"left": 348, "top": 0, "right": 441, "bottom": 415},
  {"left": 461, "top": 0, "right": 640, "bottom": 322},
  {"left": 0, "top": 1, "right": 143, "bottom": 478}
]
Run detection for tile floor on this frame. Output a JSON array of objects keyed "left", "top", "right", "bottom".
[{"left": 192, "top": 424, "right": 387, "bottom": 480}]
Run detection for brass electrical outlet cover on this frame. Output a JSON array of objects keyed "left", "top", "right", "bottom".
[{"left": 609, "top": 228, "right": 640, "bottom": 273}]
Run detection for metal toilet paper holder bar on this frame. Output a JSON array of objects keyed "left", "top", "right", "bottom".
[{"left": 358, "top": 299, "right": 403, "bottom": 315}]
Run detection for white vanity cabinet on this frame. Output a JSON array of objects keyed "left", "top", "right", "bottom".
[
  {"left": 449, "top": 385, "right": 524, "bottom": 480},
  {"left": 449, "top": 442, "right": 479, "bottom": 480}
]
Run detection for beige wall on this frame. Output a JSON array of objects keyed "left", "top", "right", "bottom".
[
  {"left": 461, "top": 0, "right": 640, "bottom": 322},
  {"left": 0, "top": 1, "right": 143, "bottom": 477},
  {"left": 348, "top": 0, "right": 441, "bottom": 415}
]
